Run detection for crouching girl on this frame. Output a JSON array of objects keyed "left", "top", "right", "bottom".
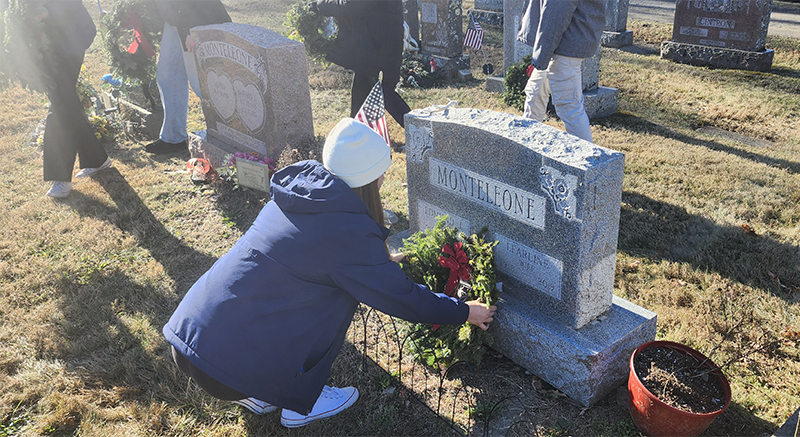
[{"left": 163, "top": 118, "right": 496, "bottom": 428}]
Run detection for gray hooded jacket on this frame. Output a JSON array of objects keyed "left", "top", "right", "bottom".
[{"left": 517, "top": 0, "right": 608, "bottom": 70}]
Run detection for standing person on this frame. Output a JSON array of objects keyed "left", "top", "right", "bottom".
[
  {"left": 144, "top": 0, "right": 231, "bottom": 154},
  {"left": 40, "top": 0, "right": 112, "bottom": 198},
  {"left": 310, "top": 0, "right": 411, "bottom": 128},
  {"left": 517, "top": 0, "right": 608, "bottom": 143},
  {"left": 163, "top": 118, "right": 496, "bottom": 428}
]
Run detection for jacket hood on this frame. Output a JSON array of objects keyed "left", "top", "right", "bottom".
[{"left": 270, "top": 160, "right": 369, "bottom": 216}]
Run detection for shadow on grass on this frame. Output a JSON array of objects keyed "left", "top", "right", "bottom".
[
  {"left": 599, "top": 113, "right": 800, "bottom": 174},
  {"left": 619, "top": 190, "right": 800, "bottom": 296},
  {"left": 67, "top": 168, "right": 218, "bottom": 291}
]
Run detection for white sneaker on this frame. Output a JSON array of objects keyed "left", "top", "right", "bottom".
[
  {"left": 231, "top": 397, "right": 277, "bottom": 415},
  {"left": 75, "top": 157, "right": 113, "bottom": 178},
  {"left": 46, "top": 181, "right": 72, "bottom": 198},
  {"left": 280, "top": 386, "right": 358, "bottom": 428}
]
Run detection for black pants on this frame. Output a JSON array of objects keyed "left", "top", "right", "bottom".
[
  {"left": 43, "top": 51, "right": 107, "bottom": 182},
  {"left": 350, "top": 69, "right": 410, "bottom": 128},
  {"left": 171, "top": 346, "right": 247, "bottom": 401}
]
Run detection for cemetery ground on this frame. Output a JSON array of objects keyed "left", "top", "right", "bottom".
[{"left": 1, "top": 1, "right": 800, "bottom": 435}]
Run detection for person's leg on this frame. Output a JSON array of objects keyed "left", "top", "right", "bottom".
[
  {"left": 155, "top": 23, "right": 190, "bottom": 144},
  {"left": 43, "top": 52, "right": 107, "bottom": 184},
  {"left": 547, "top": 55, "right": 592, "bottom": 143},
  {"left": 522, "top": 64, "right": 551, "bottom": 122},
  {"left": 350, "top": 72, "right": 375, "bottom": 118},
  {"left": 381, "top": 69, "right": 410, "bottom": 128},
  {"left": 184, "top": 50, "right": 201, "bottom": 98}
]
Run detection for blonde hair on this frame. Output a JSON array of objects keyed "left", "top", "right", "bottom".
[
  {"left": 352, "top": 179, "right": 384, "bottom": 228},
  {"left": 351, "top": 178, "right": 391, "bottom": 253}
]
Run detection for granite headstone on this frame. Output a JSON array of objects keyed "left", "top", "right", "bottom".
[
  {"left": 399, "top": 107, "right": 656, "bottom": 406},
  {"left": 420, "top": 0, "right": 463, "bottom": 58},
  {"left": 602, "top": 0, "right": 634, "bottom": 48},
  {"left": 662, "top": 0, "right": 774, "bottom": 71},
  {"left": 188, "top": 22, "right": 315, "bottom": 167}
]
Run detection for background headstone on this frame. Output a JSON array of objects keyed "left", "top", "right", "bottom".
[
  {"left": 188, "top": 22, "right": 315, "bottom": 168},
  {"left": 661, "top": 0, "right": 774, "bottom": 71},
  {"left": 582, "top": 46, "right": 619, "bottom": 119},
  {"left": 602, "top": 0, "right": 633, "bottom": 48},
  {"left": 397, "top": 107, "right": 657, "bottom": 406},
  {"left": 419, "top": 0, "right": 463, "bottom": 58}
]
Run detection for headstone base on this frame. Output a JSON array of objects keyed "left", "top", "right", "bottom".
[
  {"left": 584, "top": 86, "right": 618, "bottom": 120},
  {"left": 492, "top": 290, "right": 656, "bottom": 406},
  {"left": 420, "top": 54, "right": 470, "bottom": 81},
  {"left": 486, "top": 75, "right": 505, "bottom": 93},
  {"left": 601, "top": 30, "right": 633, "bottom": 48},
  {"left": 466, "top": 8, "right": 503, "bottom": 26},
  {"left": 661, "top": 41, "right": 774, "bottom": 72},
  {"left": 189, "top": 130, "right": 239, "bottom": 170}
]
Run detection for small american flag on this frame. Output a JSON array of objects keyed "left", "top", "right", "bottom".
[
  {"left": 355, "top": 80, "right": 391, "bottom": 146},
  {"left": 463, "top": 15, "right": 484, "bottom": 50}
]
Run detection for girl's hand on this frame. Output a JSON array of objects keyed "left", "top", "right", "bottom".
[
  {"left": 466, "top": 300, "right": 497, "bottom": 331},
  {"left": 389, "top": 252, "right": 404, "bottom": 263}
]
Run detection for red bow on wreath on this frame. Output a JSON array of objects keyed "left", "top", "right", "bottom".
[
  {"left": 121, "top": 11, "right": 156, "bottom": 57},
  {"left": 433, "top": 242, "right": 472, "bottom": 330}
]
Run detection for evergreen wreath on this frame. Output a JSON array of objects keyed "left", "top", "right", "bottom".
[
  {"left": 399, "top": 216, "right": 500, "bottom": 368},
  {"left": 0, "top": 0, "right": 55, "bottom": 92},
  {"left": 502, "top": 54, "right": 532, "bottom": 112},
  {"left": 283, "top": 1, "right": 336, "bottom": 65},
  {"left": 101, "top": 0, "right": 163, "bottom": 86}
]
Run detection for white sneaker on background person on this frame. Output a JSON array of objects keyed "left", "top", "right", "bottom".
[
  {"left": 280, "top": 386, "right": 358, "bottom": 428},
  {"left": 231, "top": 397, "right": 278, "bottom": 415},
  {"left": 46, "top": 181, "right": 72, "bottom": 198},
  {"left": 74, "top": 157, "right": 113, "bottom": 178}
]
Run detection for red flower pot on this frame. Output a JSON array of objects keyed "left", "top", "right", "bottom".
[{"left": 628, "top": 341, "right": 731, "bottom": 437}]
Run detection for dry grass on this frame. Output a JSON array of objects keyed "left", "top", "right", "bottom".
[{"left": 0, "top": 1, "right": 798, "bottom": 436}]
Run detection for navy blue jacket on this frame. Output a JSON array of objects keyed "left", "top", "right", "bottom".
[{"left": 164, "top": 161, "right": 468, "bottom": 414}]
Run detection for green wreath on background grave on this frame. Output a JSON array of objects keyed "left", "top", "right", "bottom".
[
  {"left": 502, "top": 54, "right": 532, "bottom": 112},
  {"left": 101, "top": 0, "right": 163, "bottom": 85},
  {"left": 399, "top": 217, "right": 500, "bottom": 368},
  {"left": 283, "top": 1, "right": 336, "bottom": 65},
  {"left": 0, "top": 0, "right": 55, "bottom": 92}
]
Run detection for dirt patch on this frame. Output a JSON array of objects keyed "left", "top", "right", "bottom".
[{"left": 633, "top": 346, "right": 727, "bottom": 414}]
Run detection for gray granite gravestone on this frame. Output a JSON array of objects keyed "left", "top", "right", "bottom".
[
  {"left": 602, "top": 0, "right": 633, "bottom": 48},
  {"left": 661, "top": 0, "right": 774, "bottom": 71},
  {"left": 400, "top": 107, "right": 656, "bottom": 406},
  {"left": 497, "top": 0, "right": 617, "bottom": 120},
  {"left": 420, "top": 0, "right": 463, "bottom": 58},
  {"left": 187, "top": 22, "right": 315, "bottom": 168},
  {"left": 418, "top": 0, "right": 470, "bottom": 78}
]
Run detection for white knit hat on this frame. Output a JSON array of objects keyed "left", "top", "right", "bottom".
[{"left": 323, "top": 118, "right": 391, "bottom": 188}]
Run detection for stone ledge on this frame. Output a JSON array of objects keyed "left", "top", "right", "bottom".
[
  {"left": 661, "top": 41, "right": 774, "bottom": 72},
  {"left": 601, "top": 30, "right": 633, "bottom": 48}
]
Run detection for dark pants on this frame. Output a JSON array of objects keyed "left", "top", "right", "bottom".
[
  {"left": 171, "top": 346, "right": 247, "bottom": 401},
  {"left": 43, "top": 51, "right": 107, "bottom": 182},
  {"left": 350, "top": 69, "right": 410, "bottom": 128}
]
